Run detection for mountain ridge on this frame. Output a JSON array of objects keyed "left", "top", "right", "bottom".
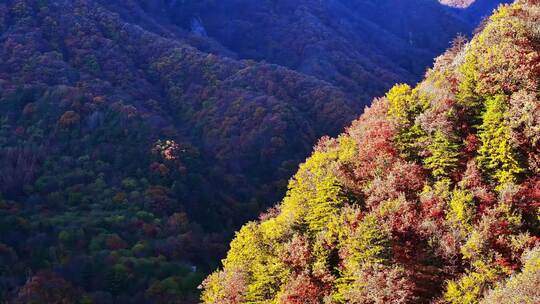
[
  {"left": 202, "top": 1, "right": 540, "bottom": 303},
  {"left": 0, "top": 0, "right": 513, "bottom": 302}
]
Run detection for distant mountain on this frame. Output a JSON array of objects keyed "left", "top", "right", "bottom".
[
  {"left": 136, "top": 0, "right": 497, "bottom": 102},
  {"left": 0, "top": 0, "right": 508, "bottom": 303},
  {"left": 202, "top": 1, "right": 540, "bottom": 303}
]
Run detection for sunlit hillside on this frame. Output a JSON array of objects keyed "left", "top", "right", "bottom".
[{"left": 203, "top": 1, "right": 540, "bottom": 303}]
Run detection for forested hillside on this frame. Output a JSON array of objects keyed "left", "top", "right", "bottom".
[
  {"left": 135, "top": 0, "right": 499, "bottom": 101},
  {"left": 203, "top": 1, "right": 540, "bottom": 303},
  {"left": 0, "top": 0, "right": 508, "bottom": 303},
  {"left": 0, "top": 0, "right": 356, "bottom": 302}
]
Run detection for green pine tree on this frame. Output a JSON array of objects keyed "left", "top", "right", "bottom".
[
  {"left": 476, "top": 95, "right": 525, "bottom": 188},
  {"left": 386, "top": 84, "right": 428, "bottom": 159},
  {"left": 423, "top": 130, "right": 461, "bottom": 180}
]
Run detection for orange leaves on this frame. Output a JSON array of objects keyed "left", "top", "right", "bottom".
[
  {"left": 58, "top": 110, "right": 80, "bottom": 128},
  {"left": 153, "top": 140, "right": 180, "bottom": 161}
]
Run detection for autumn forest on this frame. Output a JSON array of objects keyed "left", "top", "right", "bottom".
[{"left": 1, "top": 0, "right": 539, "bottom": 303}]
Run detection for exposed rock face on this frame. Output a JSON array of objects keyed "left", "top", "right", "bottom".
[{"left": 440, "top": 0, "right": 476, "bottom": 8}]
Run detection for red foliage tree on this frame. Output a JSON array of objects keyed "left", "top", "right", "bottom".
[
  {"left": 280, "top": 274, "right": 322, "bottom": 304},
  {"left": 347, "top": 98, "right": 399, "bottom": 184},
  {"left": 515, "top": 177, "right": 540, "bottom": 214},
  {"left": 14, "top": 271, "right": 80, "bottom": 304}
]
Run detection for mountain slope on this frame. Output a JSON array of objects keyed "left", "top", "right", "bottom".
[
  {"left": 202, "top": 1, "right": 540, "bottom": 303},
  {"left": 141, "top": 0, "right": 493, "bottom": 102},
  {"left": 0, "top": 0, "right": 509, "bottom": 303},
  {"left": 0, "top": 0, "right": 357, "bottom": 302},
  {"left": 0, "top": 0, "right": 359, "bottom": 216}
]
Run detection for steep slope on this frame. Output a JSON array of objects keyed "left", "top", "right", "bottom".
[
  {"left": 202, "top": 1, "right": 540, "bottom": 303},
  {"left": 0, "top": 0, "right": 356, "bottom": 302},
  {"left": 0, "top": 0, "right": 510, "bottom": 303}
]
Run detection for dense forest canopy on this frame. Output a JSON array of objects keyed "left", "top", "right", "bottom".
[
  {"left": 0, "top": 0, "right": 515, "bottom": 303},
  {"left": 202, "top": 1, "right": 540, "bottom": 303},
  {"left": 135, "top": 0, "right": 506, "bottom": 100}
]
